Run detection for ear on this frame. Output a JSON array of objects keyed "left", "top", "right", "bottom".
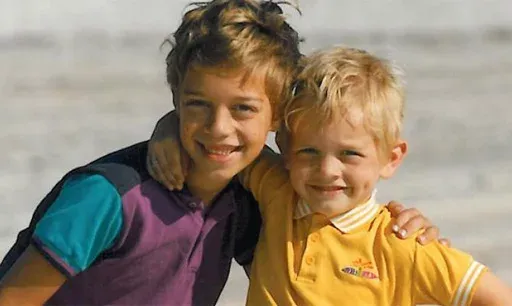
[{"left": 379, "top": 140, "right": 407, "bottom": 179}]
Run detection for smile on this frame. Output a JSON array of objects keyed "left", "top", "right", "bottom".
[
  {"left": 310, "top": 185, "right": 345, "bottom": 192},
  {"left": 308, "top": 185, "right": 348, "bottom": 198},
  {"left": 199, "top": 143, "right": 243, "bottom": 162}
]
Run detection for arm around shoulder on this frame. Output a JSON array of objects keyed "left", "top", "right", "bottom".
[
  {"left": 239, "top": 146, "right": 285, "bottom": 195},
  {"left": 470, "top": 271, "right": 512, "bottom": 306},
  {"left": 0, "top": 245, "right": 66, "bottom": 305}
]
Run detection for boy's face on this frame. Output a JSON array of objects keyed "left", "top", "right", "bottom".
[
  {"left": 178, "top": 66, "right": 273, "bottom": 182},
  {"left": 286, "top": 108, "right": 405, "bottom": 218}
]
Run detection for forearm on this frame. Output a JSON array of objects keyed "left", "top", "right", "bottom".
[
  {"left": 470, "top": 272, "right": 512, "bottom": 306},
  {"left": 0, "top": 245, "right": 66, "bottom": 305}
]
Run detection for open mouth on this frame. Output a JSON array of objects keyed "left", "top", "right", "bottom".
[
  {"left": 308, "top": 185, "right": 348, "bottom": 198},
  {"left": 310, "top": 185, "right": 345, "bottom": 192},
  {"left": 199, "top": 143, "right": 243, "bottom": 162}
]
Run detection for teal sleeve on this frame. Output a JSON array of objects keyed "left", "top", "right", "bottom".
[{"left": 33, "top": 174, "right": 123, "bottom": 273}]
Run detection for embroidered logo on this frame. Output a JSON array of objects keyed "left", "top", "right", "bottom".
[{"left": 341, "top": 258, "right": 379, "bottom": 279}]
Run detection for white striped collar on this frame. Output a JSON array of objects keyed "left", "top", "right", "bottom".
[{"left": 294, "top": 190, "right": 380, "bottom": 233}]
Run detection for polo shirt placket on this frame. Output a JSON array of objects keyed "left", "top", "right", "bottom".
[
  {"left": 295, "top": 215, "right": 326, "bottom": 283},
  {"left": 180, "top": 191, "right": 235, "bottom": 273}
]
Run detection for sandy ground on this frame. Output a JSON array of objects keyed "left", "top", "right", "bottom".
[{"left": 1, "top": 21, "right": 512, "bottom": 305}]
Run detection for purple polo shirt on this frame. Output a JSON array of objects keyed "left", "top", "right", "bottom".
[
  {"left": 44, "top": 176, "right": 253, "bottom": 305},
  {"left": 0, "top": 142, "right": 260, "bottom": 306}
]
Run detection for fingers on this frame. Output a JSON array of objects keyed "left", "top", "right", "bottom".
[
  {"left": 390, "top": 205, "right": 423, "bottom": 236},
  {"left": 147, "top": 142, "right": 182, "bottom": 190},
  {"left": 416, "top": 225, "right": 440, "bottom": 245},
  {"left": 161, "top": 139, "right": 185, "bottom": 189},
  {"left": 147, "top": 148, "right": 175, "bottom": 190},
  {"left": 156, "top": 139, "right": 187, "bottom": 190},
  {"left": 396, "top": 214, "right": 432, "bottom": 239},
  {"left": 387, "top": 200, "right": 405, "bottom": 217},
  {"left": 437, "top": 238, "right": 451, "bottom": 248},
  {"left": 387, "top": 202, "right": 449, "bottom": 245},
  {"left": 147, "top": 110, "right": 186, "bottom": 190},
  {"left": 388, "top": 203, "right": 434, "bottom": 239},
  {"left": 146, "top": 153, "right": 157, "bottom": 179}
]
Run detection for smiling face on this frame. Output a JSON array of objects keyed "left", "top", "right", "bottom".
[
  {"left": 286, "top": 107, "right": 405, "bottom": 218},
  {"left": 178, "top": 66, "right": 274, "bottom": 184}
]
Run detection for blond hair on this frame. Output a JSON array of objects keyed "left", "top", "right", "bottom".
[
  {"left": 164, "top": 0, "right": 303, "bottom": 121},
  {"left": 283, "top": 46, "right": 405, "bottom": 154}
]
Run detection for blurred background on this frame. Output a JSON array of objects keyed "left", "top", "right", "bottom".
[{"left": 1, "top": 0, "right": 511, "bottom": 304}]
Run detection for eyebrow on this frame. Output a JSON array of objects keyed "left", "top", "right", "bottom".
[
  {"left": 182, "top": 89, "right": 263, "bottom": 103},
  {"left": 182, "top": 89, "right": 203, "bottom": 96},
  {"left": 294, "top": 137, "right": 367, "bottom": 149}
]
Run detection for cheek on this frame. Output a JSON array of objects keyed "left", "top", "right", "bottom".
[
  {"left": 179, "top": 106, "right": 211, "bottom": 134},
  {"left": 348, "top": 164, "right": 381, "bottom": 189},
  {"left": 240, "top": 118, "right": 273, "bottom": 149},
  {"left": 245, "top": 105, "right": 273, "bottom": 140},
  {"left": 179, "top": 119, "right": 201, "bottom": 145},
  {"left": 288, "top": 159, "right": 311, "bottom": 184},
  {"left": 180, "top": 108, "right": 207, "bottom": 126}
]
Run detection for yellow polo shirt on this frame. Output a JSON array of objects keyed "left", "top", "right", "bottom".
[{"left": 242, "top": 153, "right": 487, "bottom": 306}]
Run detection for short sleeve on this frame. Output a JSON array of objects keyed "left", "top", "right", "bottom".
[
  {"left": 232, "top": 187, "right": 262, "bottom": 266},
  {"left": 239, "top": 146, "right": 288, "bottom": 216},
  {"left": 412, "top": 241, "right": 488, "bottom": 305},
  {"left": 32, "top": 174, "right": 123, "bottom": 277}
]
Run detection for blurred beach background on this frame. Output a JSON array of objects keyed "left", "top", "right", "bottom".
[{"left": 1, "top": 0, "right": 511, "bottom": 304}]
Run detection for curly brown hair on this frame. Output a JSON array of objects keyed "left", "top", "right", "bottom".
[{"left": 164, "top": 0, "right": 303, "bottom": 121}]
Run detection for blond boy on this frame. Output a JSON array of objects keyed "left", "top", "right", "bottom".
[{"left": 240, "top": 46, "right": 511, "bottom": 305}]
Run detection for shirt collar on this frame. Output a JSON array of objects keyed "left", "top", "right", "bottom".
[
  {"left": 174, "top": 180, "right": 237, "bottom": 216},
  {"left": 294, "top": 190, "right": 380, "bottom": 233}
]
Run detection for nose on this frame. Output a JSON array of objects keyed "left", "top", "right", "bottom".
[
  {"left": 205, "top": 107, "right": 235, "bottom": 138},
  {"left": 317, "top": 155, "right": 343, "bottom": 180}
]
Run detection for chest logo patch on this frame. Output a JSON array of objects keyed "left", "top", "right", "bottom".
[{"left": 341, "top": 258, "right": 379, "bottom": 279}]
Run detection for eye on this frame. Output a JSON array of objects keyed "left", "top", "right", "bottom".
[
  {"left": 297, "top": 147, "right": 319, "bottom": 155},
  {"left": 232, "top": 104, "right": 257, "bottom": 113},
  {"left": 184, "top": 99, "right": 209, "bottom": 108},
  {"left": 341, "top": 150, "right": 363, "bottom": 157}
]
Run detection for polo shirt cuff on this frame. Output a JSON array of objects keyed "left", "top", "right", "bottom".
[
  {"left": 31, "top": 237, "right": 77, "bottom": 278},
  {"left": 452, "top": 261, "right": 487, "bottom": 306}
]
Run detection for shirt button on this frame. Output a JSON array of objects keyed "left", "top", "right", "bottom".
[
  {"left": 305, "top": 256, "right": 314, "bottom": 265},
  {"left": 189, "top": 202, "right": 197, "bottom": 209}
]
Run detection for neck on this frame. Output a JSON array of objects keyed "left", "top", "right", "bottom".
[{"left": 186, "top": 168, "right": 232, "bottom": 205}]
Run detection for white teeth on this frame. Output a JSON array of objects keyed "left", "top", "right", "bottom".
[{"left": 206, "top": 149, "right": 233, "bottom": 156}]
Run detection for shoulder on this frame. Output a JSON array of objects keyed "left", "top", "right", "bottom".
[
  {"left": 240, "top": 147, "right": 292, "bottom": 201},
  {"left": 35, "top": 161, "right": 149, "bottom": 225},
  {"left": 84, "top": 141, "right": 152, "bottom": 191},
  {"left": 65, "top": 141, "right": 152, "bottom": 195},
  {"left": 89, "top": 141, "right": 148, "bottom": 170},
  {"left": 81, "top": 163, "right": 149, "bottom": 196},
  {"left": 57, "top": 173, "right": 121, "bottom": 201},
  {"left": 371, "top": 206, "right": 418, "bottom": 264},
  {"left": 40, "top": 173, "right": 124, "bottom": 222},
  {"left": 252, "top": 151, "right": 290, "bottom": 188}
]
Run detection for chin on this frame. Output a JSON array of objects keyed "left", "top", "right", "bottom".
[
  {"left": 211, "top": 164, "right": 246, "bottom": 180},
  {"left": 310, "top": 199, "right": 355, "bottom": 217},
  {"left": 329, "top": 205, "right": 355, "bottom": 217}
]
